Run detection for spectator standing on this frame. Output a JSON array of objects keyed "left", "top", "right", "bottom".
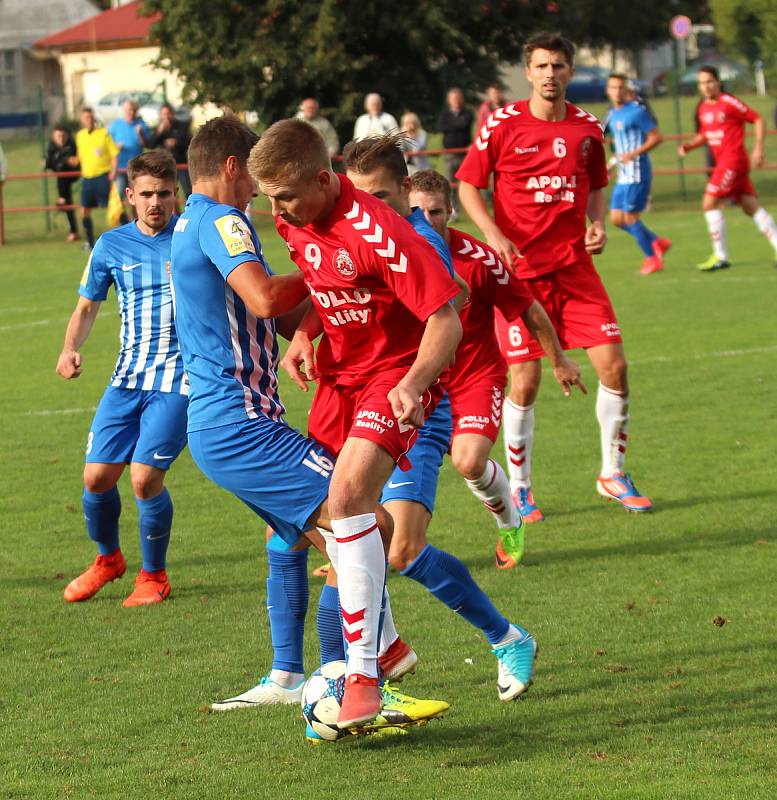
[
  {"left": 400, "top": 112, "right": 429, "bottom": 172},
  {"left": 109, "top": 100, "right": 150, "bottom": 223},
  {"left": 74, "top": 107, "right": 118, "bottom": 249},
  {"left": 477, "top": 84, "right": 506, "bottom": 130},
  {"left": 296, "top": 98, "right": 339, "bottom": 158},
  {"left": 0, "top": 140, "right": 6, "bottom": 184},
  {"left": 45, "top": 126, "right": 80, "bottom": 242},
  {"left": 353, "top": 93, "right": 398, "bottom": 141},
  {"left": 437, "top": 87, "right": 473, "bottom": 213},
  {"left": 149, "top": 103, "right": 193, "bottom": 197}
]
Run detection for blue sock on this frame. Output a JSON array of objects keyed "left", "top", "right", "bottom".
[
  {"left": 136, "top": 489, "right": 173, "bottom": 572},
  {"left": 317, "top": 584, "right": 345, "bottom": 664},
  {"left": 266, "top": 538, "right": 308, "bottom": 673},
  {"left": 82, "top": 487, "right": 121, "bottom": 555},
  {"left": 623, "top": 221, "right": 658, "bottom": 257},
  {"left": 403, "top": 544, "right": 510, "bottom": 645}
]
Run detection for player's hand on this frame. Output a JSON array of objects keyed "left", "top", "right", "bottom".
[
  {"left": 483, "top": 227, "right": 523, "bottom": 271},
  {"left": 677, "top": 144, "right": 687, "bottom": 158},
  {"left": 387, "top": 383, "right": 425, "bottom": 429},
  {"left": 552, "top": 357, "right": 586, "bottom": 397},
  {"left": 585, "top": 221, "right": 607, "bottom": 255},
  {"left": 56, "top": 350, "right": 82, "bottom": 379},
  {"left": 751, "top": 148, "right": 765, "bottom": 169},
  {"left": 280, "top": 334, "right": 317, "bottom": 392},
  {"left": 618, "top": 151, "right": 636, "bottom": 163}
]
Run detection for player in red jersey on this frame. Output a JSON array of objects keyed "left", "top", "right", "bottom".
[
  {"left": 457, "top": 31, "right": 652, "bottom": 520},
  {"left": 248, "top": 119, "right": 461, "bottom": 729},
  {"left": 678, "top": 65, "right": 777, "bottom": 271},
  {"left": 409, "top": 169, "right": 585, "bottom": 567}
]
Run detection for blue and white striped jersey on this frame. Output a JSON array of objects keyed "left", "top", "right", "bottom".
[
  {"left": 79, "top": 217, "right": 187, "bottom": 395},
  {"left": 604, "top": 101, "right": 656, "bottom": 186},
  {"left": 170, "top": 194, "right": 284, "bottom": 433}
]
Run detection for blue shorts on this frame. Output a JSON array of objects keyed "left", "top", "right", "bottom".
[
  {"left": 610, "top": 181, "right": 651, "bottom": 213},
  {"left": 380, "top": 393, "right": 452, "bottom": 514},
  {"left": 81, "top": 173, "right": 111, "bottom": 209},
  {"left": 188, "top": 416, "right": 333, "bottom": 546},
  {"left": 86, "top": 385, "right": 189, "bottom": 469}
]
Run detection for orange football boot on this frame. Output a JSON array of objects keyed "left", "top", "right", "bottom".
[
  {"left": 63, "top": 551, "right": 127, "bottom": 602},
  {"left": 122, "top": 569, "right": 171, "bottom": 608}
]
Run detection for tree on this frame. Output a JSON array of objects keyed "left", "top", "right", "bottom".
[
  {"left": 142, "top": 0, "right": 556, "bottom": 136},
  {"left": 710, "top": 0, "right": 777, "bottom": 93}
]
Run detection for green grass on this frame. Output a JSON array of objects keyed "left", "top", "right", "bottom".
[{"left": 1, "top": 121, "right": 777, "bottom": 799}]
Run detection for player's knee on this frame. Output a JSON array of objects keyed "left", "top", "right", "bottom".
[
  {"left": 451, "top": 449, "right": 487, "bottom": 481},
  {"left": 83, "top": 467, "right": 117, "bottom": 494},
  {"left": 600, "top": 357, "right": 629, "bottom": 393},
  {"left": 388, "top": 536, "right": 423, "bottom": 572},
  {"left": 130, "top": 471, "right": 164, "bottom": 500}
]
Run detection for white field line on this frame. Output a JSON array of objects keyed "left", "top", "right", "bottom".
[
  {"left": 632, "top": 343, "right": 777, "bottom": 366},
  {"left": 23, "top": 407, "right": 97, "bottom": 417},
  {"left": 0, "top": 317, "right": 72, "bottom": 332}
]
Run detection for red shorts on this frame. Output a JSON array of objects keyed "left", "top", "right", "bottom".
[
  {"left": 448, "top": 371, "right": 506, "bottom": 443},
  {"left": 495, "top": 260, "right": 622, "bottom": 364},
  {"left": 308, "top": 368, "right": 444, "bottom": 471},
  {"left": 705, "top": 163, "right": 755, "bottom": 201}
]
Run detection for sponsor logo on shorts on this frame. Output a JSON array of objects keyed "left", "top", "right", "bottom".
[
  {"left": 120, "top": 262, "right": 142, "bottom": 271},
  {"left": 387, "top": 480, "right": 413, "bottom": 489},
  {"left": 354, "top": 409, "right": 395, "bottom": 435},
  {"left": 458, "top": 414, "right": 490, "bottom": 431},
  {"left": 600, "top": 322, "right": 621, "bottom": 337},
  {"left": 153, "top": 452, "right": 175, "bottom": 461},
  {"left": 333, "top": 248, "right": 356, "bottom": 278}
]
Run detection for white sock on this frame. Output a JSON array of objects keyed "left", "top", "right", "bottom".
[
  {"left": 596, "top": 383, "right": 629, "bottom": 479},
  {"left": 494, "top": 624, "right": 524, "bottom": 648},
  {"left": 704, "top": 209, "right": 728, "bottom": 260},
  {"left": 502, "top": 397, "right": 535, "bottom": 492},
  {"left": 331, "top": 513, "right": 385, "bottom": 678},
  {"left": 465, "top": 459, "right": 518, "bottom": 529},
  {"left": 753, "top": 207, "right": 777, "bottom": 255},
  {"left": 318, "top": 526, "right": 339, "bottom": 571},
  {"left": 378, "top": 585, "right": 398, "bottom": 657},
  {"left": 269, "top": 669, "right": 304, "bottom": 688}
]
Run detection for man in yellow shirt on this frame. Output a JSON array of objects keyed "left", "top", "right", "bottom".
[{"left": 74, "top": 107, "right": 118, "bottom": 249}]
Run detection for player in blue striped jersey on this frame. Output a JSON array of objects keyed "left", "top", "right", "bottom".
[
  {"left": 604, "top": 74, "right": 671, "bottom": 275},
  {"left": 57, "top": 150, "right": 188, "bottom": 608}
]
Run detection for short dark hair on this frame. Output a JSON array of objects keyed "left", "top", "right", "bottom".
[
  {"left": 608, "top": 73, "right": 628, "bottom": 83},
  {"left": 161, "top": 102, "right": 175, "bottom": 113},
  {"left": 523, "top": 32, "right": 575, "bottom": 67},
  {"left": 80, "top": 107, "right": 94, "bottom": 115},
  {"left": 188, "top": 114, "right": 258, "bottom": 183},
  {"left": 698, "top": 65, "right": 720, "bottom": 81},
  {"left": 127, "top": 149, "right": 177, "bottom": 185},
  {"left": 342, "top": 133, "right": 409, "bottom": 183},
  {"left": 409, "top": 169, "right": 451, "bottom": 208},
  {"left": 248, "top": 118, "right": 330, "bottom": 184}
]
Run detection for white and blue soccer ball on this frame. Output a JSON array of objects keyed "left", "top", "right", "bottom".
[{"left": 301, "top": 660, "right": 347, "bottom": 741}]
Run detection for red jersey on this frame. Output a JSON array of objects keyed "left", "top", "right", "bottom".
[
  {"left": 456, "top": 100, "right": 608, "bottom": 279},
  {"left": 447, "top": 227, "right": 534, "bottom": 389},
  {"left": 275, "top": 175, "right": 459, "bottom": 387},
  {"left": 696, "top": 93, "right": 759, "bottom": 169}
]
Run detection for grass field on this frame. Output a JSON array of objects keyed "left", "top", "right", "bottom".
[{"left": 1, "top": 99, "right": 777, "bottom": 799}]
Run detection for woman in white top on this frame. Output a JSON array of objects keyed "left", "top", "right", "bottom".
[{"left": 400, "top": 112, "right": 429, "bottom": 173}]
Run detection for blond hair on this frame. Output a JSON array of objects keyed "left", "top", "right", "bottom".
[{"left": 248, "top": 118, "right": 330, "bottom": 184}]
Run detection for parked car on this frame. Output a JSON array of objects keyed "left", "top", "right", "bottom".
[
  {"left": 93, "top": 91, "right": 191, "bottom": 128},
  {"left": 566, "top": 65, "right": 649, "bottom": 104},
  {"left": 677, "top": 57, "right": 753, "bottom": 95}
]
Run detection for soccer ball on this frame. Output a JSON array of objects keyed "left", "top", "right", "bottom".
[{"left": 301, "top": 660, "right": 347, "bottom": 741}]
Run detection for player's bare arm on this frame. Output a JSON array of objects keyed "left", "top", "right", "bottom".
[
  {"left": 388, "top": 302, "right": 462, "bottom": 427},
  {"left": 458, "top": 180, "right": 523, "bottom": 266},
  {"left": 452, "top": 271, "right": 470, "bottom": 313},
  {"left": 678, "top": 132, "right": 705, "bottom": 157},
  {"left": 226, "top": 261, "right": 308, "bottom": 319},
  {"left": 619, "top": 128, "right": 663, "bottom": 163},
  {"left": 585, "top": 189, "right": 607, "bottom": 255},
  {"left": 751, "top": 115, "right": 765, "bottom": 169},
  {"left": 56, "top": 296, "right": 101, "bottom": 379},
  {"left": 280, "top": 303, "right": 324, "bottom": 392},
  {"left": 275, "top": 297, "right": 313, "bottom": 341},
  {"left": 521, "top": 300, "right": 586, "bottom": 397}
]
